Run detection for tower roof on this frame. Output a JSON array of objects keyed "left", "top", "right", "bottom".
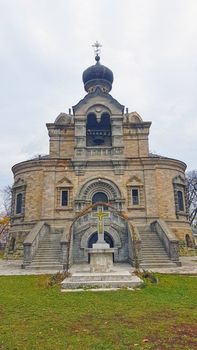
[{"left": 82, "top": 43, "right": 114, "bottom": 93}]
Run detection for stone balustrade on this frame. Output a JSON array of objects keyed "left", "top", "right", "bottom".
[
  {"left": 150, "top": 219, "right": 180, "bottom": 264},
  {"left": 128, "top": 222, "right": 142, "bottom": 268},
  {"left": 22, "top": 221, "right": 49, "bottom": 267}
]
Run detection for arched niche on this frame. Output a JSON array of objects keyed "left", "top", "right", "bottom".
[{"left": 81, "top": 225, "right": 121, "bottom": 250}]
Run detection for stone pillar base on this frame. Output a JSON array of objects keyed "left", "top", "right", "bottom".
[{"left": 88, "top": 244, "right": 115, "bottom": 273}]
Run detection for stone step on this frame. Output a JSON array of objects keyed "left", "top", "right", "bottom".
[
  {"left": 32, "top": 259, "right": 60, "bottom": 266},
  {"left": 138, "top": 226, "right": 176, "bottom": 268},
  {"left": 139, "top": 233, "right": 157, "bottom": 236},
  {"left": 141, "top": 249, "right": 168, "bottom": 253},
  {"left": 67, "top": 272, "right": 134, "bottom": 282},
  {"left": 141, "top": 259, "right": 171, "bottom": 263},
  {"left": 39, "top": 242, "right": 61, "bottom": 245},
  {"left": 141, "top": 254, "right": 169, "bottom": 258},
  {"left": 33, "top": 254, "right": 60, "bottom": 257},
  {"left": 141, "top": 245, "right": 164, "bottom": 248},
  {"left": 36, "top": 249, "right": 61, "bottom": 252},
  {"left": 140, "top": 262, "right": 177, "bottom": 268},
  {"left": 33, "top": 257, "right": 61, "bottom": 261},
  {"left": 35, "top": 246, "right": 61, "bottom": 250},
  {"left": 138, "top": 233, "right": 155, "bottom": 236},
  {"left": 141, "top": 257, "right": 169, "bottom": 260},
  {"left": 40, "top": 239, "right": 61, "bottom": 242},
  {"left": 141, "top": 248, "right": 168, "bottom": 252},
  {"left": 61, "top": 274, "right": 142, "bottom": 290},
  {"left": 141, "top": 239, "right": 161, "bottom": 242},
  {"left": 26, "top": 264, "right": 63, "bottom": 270},
  {"left": 35, "top": 248, "right": 60, "bottom": 252},
  {"left": 141, "top": 237, "right": 162, "bottom": 241},
  {"left": 39, "top": 244, "right": 60, "bottom": 246},
  {"left": 25, "top": 230, "right": 62, "bottom": 270},
  {"left": 33, "top": 254, "right": 61, "bottom": 258},
  {"left": 141, "top": 246, "right": 167, "bottom": 249}
]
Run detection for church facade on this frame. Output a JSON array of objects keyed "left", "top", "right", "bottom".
[{"left": 9, "top": 48, "right": 193, "bottom": 268}]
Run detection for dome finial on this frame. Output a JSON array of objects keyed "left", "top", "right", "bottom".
[
  {"left": 83, "top": 42, "right": 113, "bottom": 93},
  {"left": 92, "top": 41, "right": 102, "bottom": 62}
]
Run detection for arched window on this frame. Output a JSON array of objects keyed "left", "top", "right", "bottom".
[
  {"left": 86, "top": 112, "right": 112, "bottom": 146},
  {"left": 92, "top": 192, "right": 108, "bottom": 204},
  {"left": 16, "top": 193, "right": 22, "bottom": 214},
  {"left": 177, "top": 190, "right": 184, "bottom": 211},
  {"left": 92, "top": 192, "right": 108, "bottom": 211}
]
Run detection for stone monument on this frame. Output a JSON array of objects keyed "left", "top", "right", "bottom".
[{"left": 88, "top": 207, "right": 115, "bottom": 272}]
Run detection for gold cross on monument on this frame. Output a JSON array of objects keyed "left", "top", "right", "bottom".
[{"left": 92, "top": 206, "right": 110, "bottom": 243}]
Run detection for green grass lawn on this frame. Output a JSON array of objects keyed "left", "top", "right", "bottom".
[{"left": 0, "top": 274, "right": 196, "bottom": 350}]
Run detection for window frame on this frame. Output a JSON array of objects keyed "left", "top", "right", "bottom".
[
  {"left": 172, "top": 175, "right": 187, "bottom": 218},
  {"left": 131, "top": 188, "right": 140, "bottom": 206},
  {"left": 55, "top": 178, "right": 73, "bottom": 211},
  {"left": 11, "top": 178, "right": 26, "bottom": 220},
  {"left": 60, "top": 189, "right": 69, "bottom": 207},
  {"left": 15, "top": 193, "right": 23, "bottom": 214},
  {"left": 177, "top": 189, "right": 185, "bottom": 212}
]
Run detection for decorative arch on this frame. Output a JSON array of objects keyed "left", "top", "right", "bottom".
[
  {"left": 86, "top": 104, "right": 112, "bottom": 116},
  {"left": 127, "top": 112, "right": 143, "bottom": 123},
  {"left": 54, "top": 113, "right": 72, "bottom": 125},
  {"left": 75, "top": 177, "right": 123, "bottom": 210}
]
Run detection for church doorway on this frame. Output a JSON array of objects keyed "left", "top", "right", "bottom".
[{"left": 88, "top": 231, "right": 114, "bottom": 262}]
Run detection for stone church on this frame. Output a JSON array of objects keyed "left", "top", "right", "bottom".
[{"left": 9, "top": 45, "right": 193, "bottom": 270}]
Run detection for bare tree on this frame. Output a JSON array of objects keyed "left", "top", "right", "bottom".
[
  {"left": 0, "top": 185, "right": 12, "bottom": 217},
  {"left": 186, "top": 170, "right": 197, "bottom": 226}
]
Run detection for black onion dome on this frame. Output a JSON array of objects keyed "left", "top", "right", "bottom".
[{"left": 82, "top": 56, "right": 114, "bottom": 93}]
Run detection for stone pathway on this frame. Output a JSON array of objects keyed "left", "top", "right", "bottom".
[{"left": 0, "top": 257, "right": 197, "bottom": 276}]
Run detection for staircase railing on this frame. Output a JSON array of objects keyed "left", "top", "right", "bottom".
[
  {"left": 150, "top": 219, "right": 180, "bottom": 264},
  {"left": 60, "top": 226, "right": 70, "bottom": 270},
  {"left": 128, "top": 221, "right": 142, "bottom": 268},
  {"left": 22, "top": 221, "right": 50, "bottom": 267}
]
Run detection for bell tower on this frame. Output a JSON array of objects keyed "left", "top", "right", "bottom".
[{"left": 72, "top": 42, "right": 125, "bottom": 174}]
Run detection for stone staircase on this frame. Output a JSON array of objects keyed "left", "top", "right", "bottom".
[
  {"left": 61, "top": 265, "right": 142, "bottom": 290},
  {"left": 26, "top": 232, "right": 62, "bottom": 270},
  {"left": 138, "top": 225, "right": 177, "bottom": 268}
]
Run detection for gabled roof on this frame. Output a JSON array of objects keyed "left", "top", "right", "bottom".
[{"left": 72, "top": 87, "right": 124, "bottom": 115}]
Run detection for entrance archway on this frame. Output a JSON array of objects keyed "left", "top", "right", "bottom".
[{"left": 75, "top": 177, "right": 123, "bottom": 211}]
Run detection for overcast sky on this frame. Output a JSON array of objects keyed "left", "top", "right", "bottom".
[{"left": 0, "top": 0, "right": 197, "bottom": 209}]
